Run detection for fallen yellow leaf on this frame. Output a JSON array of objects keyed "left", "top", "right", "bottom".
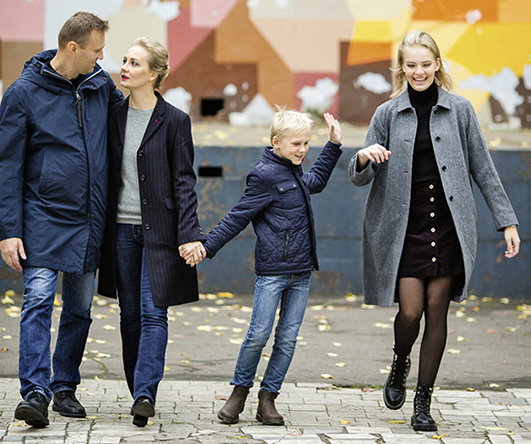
[
  {"left": 321, "top": 374, "right": 334, "bottom": 379},
  {"left": 217, "top": 292, "right": 234, "bottom": 298},
  {"left": 340, "top": 419, "right": 350, "bottom": 424},
  {"left": 391, "top": 420, "right": 406, "bottom": 424}
]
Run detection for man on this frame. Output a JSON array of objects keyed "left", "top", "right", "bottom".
[{"left": 0, "top": 12, "right": 122, "bottom": 427}]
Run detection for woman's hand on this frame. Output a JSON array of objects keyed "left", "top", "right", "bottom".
[
  {"left": 504, "top": 226, "right": 520, "bottom": 259},
  {"left": 357, "top": 144, "right": 391, "bottom": 170},
  {"left": 179, "top": 241, "right": 206, "bottom": 267},
  {"left": 323, "top": 113, "right": 341, "bottom": 145}
]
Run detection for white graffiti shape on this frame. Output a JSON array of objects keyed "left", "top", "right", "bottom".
[
  {"left": 297, "top": 78, "right": 339, "bottom": 114},
  {"left": 164, "top": 87, "right": 192, "bottom": 114},
  {"left": 523, "top": 65, "right": 531, "bottom": 91},
  {"left": 146, "top": 0, "right": 180, "bottom": 22},
  {"left": 356, "top": 72, "right": 392, "bottom": 94},
  {"left": 460, "top": 67, "right": 524, "bottom": 115}
]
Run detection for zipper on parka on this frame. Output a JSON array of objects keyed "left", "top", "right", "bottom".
[{"left": 42, "top": 66, "right": 102, "bottom": 128}]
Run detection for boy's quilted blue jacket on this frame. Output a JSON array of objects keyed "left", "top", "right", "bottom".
[{"left": 204, "top": 142, "right": 342, "bottom": 275}]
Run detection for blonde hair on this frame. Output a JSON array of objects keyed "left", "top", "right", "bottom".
[
  {"left": 270, "top": 106, "right": 313, "bottom": 144},
  {"left": 391, "top": 30, "right": 453, "bottom": 98},
  {"left": 130, "top": 37, "right": 169, "bottom": 90},
  {"left": 58, "top": 11, "right": 109, "bottom": 49}
]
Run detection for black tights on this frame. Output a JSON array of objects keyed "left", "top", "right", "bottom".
[{"left": 393, "top": 276, "right": 453, "bottom": 386}]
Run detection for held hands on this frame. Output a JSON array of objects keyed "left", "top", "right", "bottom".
[
  {"left": 504, "top": 226, "right": 520, "bottom": 259},
  {"left": 0, "top": 237, "right": 26, "bottom": 272},
  {"left": 324, "top": 113, "right": 341, "bottom": 145},
  {"left": 357, "top": 143, "right": 391, "bottom": 170},
  {"left": 179, "top": 241, "right": 206, "bottom": 267}
]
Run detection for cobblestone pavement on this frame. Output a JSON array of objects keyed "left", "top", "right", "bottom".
[{"left": 1, "top": 378, "right": 530, "bottom": 443}]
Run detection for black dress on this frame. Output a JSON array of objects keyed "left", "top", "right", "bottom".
[{"left": 397, "top": 83, "right": 464, "bottom": 279}]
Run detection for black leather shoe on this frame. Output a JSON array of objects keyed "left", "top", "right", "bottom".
[
  {"left": 132, "top": 396, "right": 155, "bottom": 427},
  {"left": 383, "top": 353, "right": 411, "bottom": 410},
  {"left": 15, "top": 391, "right": 49, "bottom": 428},
  {"left": 52, "top": 390, "right": 86, "bottom": 418}
]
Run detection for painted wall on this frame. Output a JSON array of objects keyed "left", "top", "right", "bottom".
[{"left": 1, "top": 0, "right": 531, "bottom": 128}]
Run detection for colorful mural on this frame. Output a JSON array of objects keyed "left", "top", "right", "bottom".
[{"left": 1, "top": 0, "right": 531, "bottom": 127}]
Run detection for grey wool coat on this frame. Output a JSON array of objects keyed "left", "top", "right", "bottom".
[{"left": 349, "top": 86, "right": 518, "bottom": 307}]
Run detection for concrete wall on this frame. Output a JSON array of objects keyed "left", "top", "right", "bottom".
[{"left": 0, "top": 147, "right": 529, "bottom": 298}]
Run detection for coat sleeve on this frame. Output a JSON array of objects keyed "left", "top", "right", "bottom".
[
  {"left": 348, "top": 104, "right": 388, "bottom": 187},
  {"left": 463, "top": 101, "right": 519, "bottom": 231},
  {"left": 302, "top": 141, "right": 342, "bottom": 194},
  {"left": 0, "top": 87, "right": 27, "bottom": 241},
  {"left": 204, "top": 171, "right": 273, "bottom": 258},
  {"left": 171, "top": 113, "right": 206, "bottom": 244}
]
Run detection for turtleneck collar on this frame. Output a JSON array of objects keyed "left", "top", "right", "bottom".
[{"left": 408, "top": 81, "right": 438, "bottom": 107}]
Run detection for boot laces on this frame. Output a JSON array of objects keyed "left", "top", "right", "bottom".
[
  {"left": 414, "top": 385, "right": 432, "bottom": 415},
  {"left": 389, "top": 355, "right": 410, "bottom": 386}
]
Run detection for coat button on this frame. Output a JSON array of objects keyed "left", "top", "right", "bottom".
[
  {"left": 449, "top": 196, "right": 454, "bottom": 201},
  {"left": 431, "top": 241, "right": 436, "bottom": 247},
  {"left": 429, "top": 184, "right": 434, "bottom": 190},
  {"left": 432, "top": 257, "right": 437, "bottom": 262},
  {"left": 431, "top": 227, "right": 436, "bottom": 233},
  {"left": 138, "top": 151, "right": 144, "bottom": 157},
  {"left": 140, "top": 175, "right": 146, "bottom": 181},
  {"left": 442, "top": 166, "right": 447, "bottom": 171},
  {"left": 142, "top": 199, "right": 148, "bottom": 205},
  {"left": 435, "top": 136, "right": 441, "bottom": 142},
  {"left": 430, "top": 212, "right": 435, "bottom": 217},
  {"left": 430, "top": 197, "right": 435, "bottom": 202},
  {"left": 145, "top": 223, "right": 151, "bottom": 230}
]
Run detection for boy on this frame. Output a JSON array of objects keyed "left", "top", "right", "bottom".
[{"left": 186, "top": 109, "right": 341, "bottom": 425}]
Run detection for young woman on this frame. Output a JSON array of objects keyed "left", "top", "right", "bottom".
[
  {"left": 349, "top": 30, "right": 520, "bottom": 432},
  {"left": 98, "top": 37, "right": 206, "bottom": 427}
]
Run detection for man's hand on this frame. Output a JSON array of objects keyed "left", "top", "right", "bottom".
[{"left": 0, "top": 237, "right": 26, "bottom": 272}]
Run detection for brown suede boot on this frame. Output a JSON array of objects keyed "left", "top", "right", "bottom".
[
  {"left": 217, "top": 386, "right": 250, "bottom": 424},
  {"left": 256, "top": 390, "right": 284, "bottom": 425}
]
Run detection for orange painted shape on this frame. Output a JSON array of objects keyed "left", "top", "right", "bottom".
[
  {"left": 411, "top": 0, "right": 498, "bottom": 22},
  {"left": 347, "top": 41, "right": 392, "bottom": 66}
]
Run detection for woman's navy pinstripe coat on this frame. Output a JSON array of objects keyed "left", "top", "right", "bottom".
[{"left": 98, "top": 93, "right": 205, "bottom": 307}]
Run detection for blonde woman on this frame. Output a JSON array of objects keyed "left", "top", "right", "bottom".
[
  {"left": 98, "top": 37, "right": 205, "bottom": 427},
  {"left": 349, "top": 30, "right": 520, "bottom": 431}
]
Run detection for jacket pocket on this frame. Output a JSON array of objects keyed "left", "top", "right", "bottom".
[
  {"left": 165, "top": 197, "right": 176, "bottom": 210},
  {"left": 283, "top": 231, "right": 290, "bottom": 261},
  {"left": 276, "top": 181, "right": 300, "bottom": 208}
]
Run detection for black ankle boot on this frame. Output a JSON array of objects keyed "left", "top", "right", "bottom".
[
  {"left": 411, "top": 384, "right": 437, "bottom": 431},
  {"left": 383, "top": 352, "right": 410, "bottom": 409}
]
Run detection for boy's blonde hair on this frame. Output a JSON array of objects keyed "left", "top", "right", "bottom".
[
  {"left": 270, "top": 106, "right": 313, "bottom": 144},
  {"left": 391, "top": 30, "right": 453, "bottom": 98}
]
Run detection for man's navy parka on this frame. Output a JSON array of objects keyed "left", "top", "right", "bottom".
[{"left": 0, "top": 49, "right": 122, "bottom": 273}]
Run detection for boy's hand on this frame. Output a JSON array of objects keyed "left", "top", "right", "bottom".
[
  {"left": 179, "top": 241, "right": 206, "bottom": 267},
  {"left": 324, "top": 113, "right": 341, "bottom": 145}
]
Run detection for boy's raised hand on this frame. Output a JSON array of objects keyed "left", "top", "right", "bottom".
[{"left": 324, "top": 113, "right": 341, "bottom": 145}]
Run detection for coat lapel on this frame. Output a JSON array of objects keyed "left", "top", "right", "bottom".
[{"left": 140, "top": 93, "right": 166, "bottom": 149}]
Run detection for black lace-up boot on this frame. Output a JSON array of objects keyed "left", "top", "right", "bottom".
[
  {"left": 383, "top": 352, "right": 411, "bottom": 409},
  {"left": 411, "top": 384, "right": 437, "bottom": 431}
]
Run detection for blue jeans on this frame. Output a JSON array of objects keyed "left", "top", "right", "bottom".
[
  {"left": 115, "top": 224, "right": 168, "bottom": 404},
  {"left": 231, "top": 272, "right": 312, "bottom": 395},
  {"left": 20, "top": 267, "right": 95, "bottom": 401}
]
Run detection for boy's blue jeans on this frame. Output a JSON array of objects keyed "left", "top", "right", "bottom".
[
  {"left": 20, "top": 267, "right": 95, "bottom": 401},
  {"left": 115, "top": 224, "right": 168, "bottom": 404},
  {"left": 231, "top": 272, "right": 311, "bottom": 395}
]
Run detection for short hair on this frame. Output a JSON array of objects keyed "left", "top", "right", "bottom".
[
  {"left": 391, "top": 30, "right": 453, "bottom": 98},
  {"left": 270, "top": 106, "right": 314, "bottom": 144},
  {"left": 58, "top": 12, "right": 109, "bottom": 49},
  {"left": 130, "top": 37, "right": 169, "bottom": 91}
]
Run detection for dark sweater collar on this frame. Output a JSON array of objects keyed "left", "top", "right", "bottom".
[{"left": 408, "top": 81, "right": 438, "bottom": 107}]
